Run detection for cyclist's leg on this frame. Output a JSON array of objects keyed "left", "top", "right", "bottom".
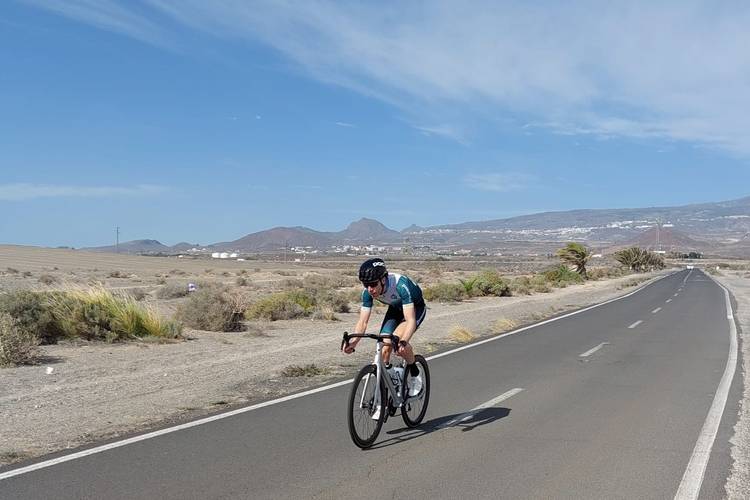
[
  {"left": 379, "top": 306, "right": 403, "bottom": 365},
  {"left": 391, "top": 301, "right": 426, "bottom": 365}
]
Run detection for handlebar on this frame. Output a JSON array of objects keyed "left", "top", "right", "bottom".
[{"left": 341, "top": 331, "right": 401, "bottom": 352}]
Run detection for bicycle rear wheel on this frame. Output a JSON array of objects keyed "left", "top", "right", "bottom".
[
  {"left": 401, "top": 355, "right": 430, "bottom": 427},
  {"left": 347, "top": 364, "right": 386, "bottom": 449}
]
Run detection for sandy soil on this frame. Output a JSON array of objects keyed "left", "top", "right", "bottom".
[{"left": 1, "top": 270, "right": 665, "bottom": 466}]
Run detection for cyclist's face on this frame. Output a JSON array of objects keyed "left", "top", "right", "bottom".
[{"left": 365, "top": 278, "right": 382, "bottom": 297}]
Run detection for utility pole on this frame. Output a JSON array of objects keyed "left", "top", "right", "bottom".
[{"left": 116, "top": 226, "right": 120, "bottom": 253}]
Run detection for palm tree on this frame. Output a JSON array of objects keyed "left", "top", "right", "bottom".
[{"left": 556, "top": 242, "right": 592, "bottom": 278}]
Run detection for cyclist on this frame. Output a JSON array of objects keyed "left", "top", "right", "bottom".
[{"left": 342, "top": 258, "right": 426, "bottom": 406}]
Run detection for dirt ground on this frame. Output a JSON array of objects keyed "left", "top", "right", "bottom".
[{"left": 0, "top": 246, "right": 747, "bottom": 494}]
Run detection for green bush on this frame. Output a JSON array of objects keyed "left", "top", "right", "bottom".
[
  {"left": 544, "top": 265, "right": 584, "bottom": 285},
  {"left": 472, "top": 270, "right": 511, "bottom": 297},
  {"left": 423, "top": 283, "right": 467, "bottom": 302},
  {"left": 176, "top": 286, "right": 246, "bottom": 331},
  {"left": 246, "top": 290, "right": 316, "bottom": 321},
  {"left": 0, "top": 290, "right": 61, "bottom": 344},
  {"left": 0, "top": 313, "right": 39, "bottom": 367}
]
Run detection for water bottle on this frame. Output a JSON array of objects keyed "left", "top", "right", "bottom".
[{"left": 388, "top": 366, "right": 402, "bottom": 388}]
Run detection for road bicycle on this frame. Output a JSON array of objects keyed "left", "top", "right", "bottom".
[{"left": 341, "top": 332, "right": 430, "bottom": 449}]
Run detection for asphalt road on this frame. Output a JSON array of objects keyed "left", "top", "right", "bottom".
[{"left": 0, "top": 269, "right": 741, "bottom": 499}]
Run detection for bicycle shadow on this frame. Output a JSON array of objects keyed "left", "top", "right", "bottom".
[{"left": 367, "top": 407, "right": 511, "bottom": 450}]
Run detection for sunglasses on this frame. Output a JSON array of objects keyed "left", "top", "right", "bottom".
[{"left": 363, "top": 280, "right": 380, "bottom": 288}]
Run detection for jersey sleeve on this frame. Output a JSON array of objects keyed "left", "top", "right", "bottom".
[
  {"left": 361, "top": 289, "right": 373, "bottom": 309},
  {"left": 396, "top": 279, "right": 414, "bottom": 306}
]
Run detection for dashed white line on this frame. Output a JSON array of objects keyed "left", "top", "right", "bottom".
[
  {"left": 666, "top": 299, "right": 673, "bottom": 303},
  {"left": 674, "top": 293, "right": 680, "bottom": 297},
  {"left": 652, "top": 307, "right": 662, "bottom": 314},
  {"left": 580, "top": 342, "right": 609, "bottom": 357},
  {"left": 628, "top": 320, "right": 643, "bottom": 329},
  {"left": 440, "top": 388, "right": 524, "bottom": 429}
]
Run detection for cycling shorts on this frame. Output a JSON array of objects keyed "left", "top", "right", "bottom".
[{"left": 379, "top": 300, "right": 427, "bottom": 335}]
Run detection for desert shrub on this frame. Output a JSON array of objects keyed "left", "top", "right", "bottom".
[
  {"left": 38, "top": 274, "right": 58, "bottom": 285},
  {"left": 423, "top": 283, "right": 467, "bottom": 302},
  {"left": 176, "top": 286, "right": 247, "bottom": 331},
  {"left": 236, "top": 276, "right": 248, "bottom": 287},
  {"left": 281, "top": 278, "right": 304, "bottom": 289},
  {"left": 6, "top": 267, "right": 19, "bottom": 274},
  {"left": 49, "top": 287, "right": 182, "bottom": 341},
  {"left": 544, "top": 265, "right": 584, "bottom": 286},
  {"left": 530, "top": 274, "right": 552, "bottom": 293},
  {"left": 0, "top": 313, "right": 39, "bottom": 367},
  {"left": 0, "top": 290, "right": 60, "bottom": 344},
  {"left": 312, "top": 306, "right": 340, "bottom": 321},
  {"left": 587, "top": 267, "right": 625, "bottom": 281},
  {"left": 509, "top": 276, "right": 532, "bottom": 295},
  {"left": 156, "top": 283, "right": 190, "bottom": 299},
  {"left": 472, "top": 270, "right": 511, "bottom": 297},
  {"left": 314, "top": 290, "right": 351, "bottom": 313},
  {"left": 458, "top": 277, "right": 478, "bottom": 295},
  {"left": 246, "top": 290, "right": 316, "bottom": 321},
  {"left": 22, "top": 271, "right": 32, "bottom": 278},
  {"left": 108, "top": 270, "right": 129, "bottom": 278},
  {"left": 168, "top": 269, "right": 186, "bottom": 276}
]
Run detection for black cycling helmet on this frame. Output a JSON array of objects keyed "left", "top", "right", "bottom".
[{"left": 359, "top": 258, "right": 387, "bottom": 283}]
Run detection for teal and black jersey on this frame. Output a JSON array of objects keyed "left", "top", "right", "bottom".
[{"left": 361, "top": 272, "right": 423, "bottom": 310}]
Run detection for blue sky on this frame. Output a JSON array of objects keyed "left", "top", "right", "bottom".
[{"left": 2, "top": 1, "right": 749, "bottom": 247}]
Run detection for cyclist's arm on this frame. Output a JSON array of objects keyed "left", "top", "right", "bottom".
[
  {"left": 354, "top": 306, "right": 372, "bottom": 334},
  {"left": 342, "top": 306, "right": 371, "bottom": 353}
]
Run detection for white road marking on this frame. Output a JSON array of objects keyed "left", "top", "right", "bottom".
[
  {"left": 628, "top": 320, "right": 643, "bottom": 329},
  {"left": 440, "top": 388, "right": 524, "bottom": 429},
  {"left": 682, "top": 269, "right": 692, "bottom": 285},
  {"left": 0, "top": 272, "right": 677, "bottom": 481},
  {"left": 666, "top": 299, "right": 673, "bottom": 303},
  {"left": 674, "top": 276, "right": 738, "bottom": 500},
  {"left": 652, "top": 307, "right": 662, "bottom": 314},
  {"left": 674, "top": 293, "right": 680, "bottom": 297},
  {"left": 579, "top": 342, "right": 609, "bottom": 357}
]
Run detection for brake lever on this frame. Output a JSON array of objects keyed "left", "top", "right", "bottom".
[{"left": 341, "top": 332, "right": 353, "bottom": 352}]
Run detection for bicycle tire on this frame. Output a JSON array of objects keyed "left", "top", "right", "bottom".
[
  {"left": 401, "top": 355, "right": 430, "bottom": 428},
  {"left": 347, "top": 364, "right": 386, "bottom": 449}
]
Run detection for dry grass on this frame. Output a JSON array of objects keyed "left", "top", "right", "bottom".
[
  {"left": 491, "top": 318, "right": 518, "bottom": 334},
  {"left": 449, "top": 325, "right": 476, "bottom": 343}
]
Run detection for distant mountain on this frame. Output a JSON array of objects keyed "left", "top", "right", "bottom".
[
  {"left": 336, "top": 218, "right": 402, "bottom": 242},
  {"left": 82, "top": 239, "right": 171, "bottom": 254},
  {"left": 78, "top": 195, "right": 750, "bottom": 257},
  {"left": 212, "top": 226, "right": 334, "bottom": 251}
]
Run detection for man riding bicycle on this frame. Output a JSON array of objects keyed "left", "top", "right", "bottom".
[{"left": 342, "top": 258, "right": 426, "bottom": 401}]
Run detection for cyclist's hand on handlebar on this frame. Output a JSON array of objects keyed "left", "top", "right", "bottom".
[{"left": 342, "top": 338, "right": 358, "bottom": 354}]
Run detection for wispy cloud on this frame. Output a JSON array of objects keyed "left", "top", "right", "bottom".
[
  {"left": 335, "top": 121, "right": 355, "bottom": 128},
  {"left": 24, "top": 0, "right": 173, "bottom": 48},
  {"left": 0, "top": 183, "right": 168, "bottom": 201},
  {"left": 413, "top": 124, "right": 468, "bottom": 144},
  {"left": 26, "top": 1, "right": 750, "bottom": 154},
  {"left": 463, "top": 173, "right": 536, "bottom": 193}
]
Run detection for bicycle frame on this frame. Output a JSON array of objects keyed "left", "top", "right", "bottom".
[{"left": 343, "top": 332, "right": 406, "bottom": 411}]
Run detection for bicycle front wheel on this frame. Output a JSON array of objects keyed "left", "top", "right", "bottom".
[
  {"left": 347, "top": 364, "right": 386, "bottom": 449},
  {"left": 402, "top": 355, "right": 430, "bottom": 428}
]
